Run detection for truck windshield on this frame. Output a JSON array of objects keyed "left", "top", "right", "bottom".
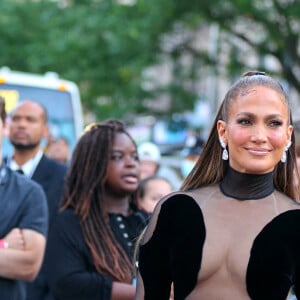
[{"left": 0, "top": 84, "right": 77, "bottom": 157}]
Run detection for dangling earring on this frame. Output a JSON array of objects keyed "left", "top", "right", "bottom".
[
  {"left": 219, "top": 138, "right": 228, "bottom": 161},
  {"left": 281, "top": 140, "right": 292, "bottom": 163}
]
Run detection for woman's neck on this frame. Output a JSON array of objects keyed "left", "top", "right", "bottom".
[
  {"left": 220, "top": 166, "right": 274, "bottom": 200},
  {"left": 105, "top": 194, "right": 131, "bottom": 215}
]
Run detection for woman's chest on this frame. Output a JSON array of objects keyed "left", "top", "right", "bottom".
[{"left": 198, "top": 198, "right": 279, "bottom": 282}]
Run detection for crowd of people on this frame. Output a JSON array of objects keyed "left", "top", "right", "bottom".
[{"left": 0, "top": 70, "right": 300, "bottom": 300}]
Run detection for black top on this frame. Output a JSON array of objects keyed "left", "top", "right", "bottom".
[
  {"left": 138, "top": 167, "right": 300, "bottom": 300},
  {"left": 45, "top": 207, "right": 149, "bottom": 300}
]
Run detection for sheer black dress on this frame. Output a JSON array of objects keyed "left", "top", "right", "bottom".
[{"left": 138, "top": 167, "right": 300, "bottom": 300}]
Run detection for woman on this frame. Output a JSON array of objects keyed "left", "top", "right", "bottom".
[
  {"left": 45, "top": 120, "right": 149, "bottom": 300},
  {"left": 135, "top": 71, "right": 300, "bottom": 300}
]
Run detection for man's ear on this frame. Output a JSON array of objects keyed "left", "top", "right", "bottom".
[{"left": 42, "top": 124, "right": 49, "bottom": 139}]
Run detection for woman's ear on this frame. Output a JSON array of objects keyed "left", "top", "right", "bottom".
[
  {"left": 287, "top": 125, "right": 293, "bottom": 143},
  {"left": 217, "top": 120, "right": 227, "bottom": 144}
]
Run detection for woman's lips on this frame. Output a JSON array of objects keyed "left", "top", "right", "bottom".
[{"left": 246, "top": 147, "right": 271, "bottom": 156}]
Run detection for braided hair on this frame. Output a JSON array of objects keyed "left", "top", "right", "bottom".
[{"left": 61, "top": 119, "right": 137, "bottom": 283}]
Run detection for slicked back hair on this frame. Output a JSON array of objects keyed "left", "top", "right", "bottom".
[{"left": 181, "top": 71, "right": 299, "bottom": 201}]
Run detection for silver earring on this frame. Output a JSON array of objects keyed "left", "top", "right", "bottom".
[
  {"left": 219, "top": 138, "right": 228, "bottom": 161},
  {"left": 281, "top": 141, "right": 292, "bottom": 163}
]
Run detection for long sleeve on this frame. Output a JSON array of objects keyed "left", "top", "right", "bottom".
[
  {"left": 44, "top": 209, "right": 112, "bottom": 300},
  {"left": 246, "top": 209, "right": 300, "bottom": 299},
  {"left": 138, "top": 194, "right": 205, "bottom": 300}
]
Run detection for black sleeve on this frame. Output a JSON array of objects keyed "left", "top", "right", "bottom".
[
  {"left": 44, "top": 210, "right": 112, "bottom": 300},
  {"left": 138, "top": 194, "right": 206, "bottom": 300},
  {"left": 247, "top": 209, "right": 300, "bottom": 300}
]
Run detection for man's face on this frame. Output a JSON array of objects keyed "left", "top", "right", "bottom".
[{"left": 9, "top": 101, "right": 48, "bottom": 150}]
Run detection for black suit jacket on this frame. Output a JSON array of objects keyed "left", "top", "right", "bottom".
[
  {"left": 27, "top": 155, "right": 67, "bottom": 300},
  {"left": 31, "top": 155, "right": 67, "bottom": 226}
]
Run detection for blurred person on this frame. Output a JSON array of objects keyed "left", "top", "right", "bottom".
[
  {"left": 180, "top": 134, "right": 204, "bottom": 178},
  {"left": 44, "top": 120, "right": 149, "bottom": 300},
  {"left": 135, "top": 71, "right": 300, "bottom": 299},
  {"left": 0, "top": 96, "right": 48, "bottom": 299},
  {"left": 138, "top": 141, "right": 182, "bottom": 190},
  {"left": 45, "top": 136, "right": 70, "bottom": 165},
  {"left": 6, "top": 100, "right": 67, "bottom": 300},
  {"left": 136, "top": 175, "right": 173, "bottom": 213}
]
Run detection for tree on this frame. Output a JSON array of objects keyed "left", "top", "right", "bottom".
[
  {"left": 0, "top": 0, "right": 299, "bottom": 120},
  {"left": 0, "top": 0, "right": 178, "bottom": 119},
  {"left": 161, "top": 0, "right": 300, "bottom": 100}
]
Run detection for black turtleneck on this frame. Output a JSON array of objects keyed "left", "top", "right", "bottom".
[{"left": 220, "top": 167, "right": 274, "bottom": 200}]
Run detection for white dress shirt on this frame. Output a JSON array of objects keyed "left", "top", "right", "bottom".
[{"left": 9, "top": 149, "right": 43, "bottom": 178}]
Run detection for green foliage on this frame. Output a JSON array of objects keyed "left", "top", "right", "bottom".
[{"left": 0, "top": 0, "right": 299, "bottom": 120}]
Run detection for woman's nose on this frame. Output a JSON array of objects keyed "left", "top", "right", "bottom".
[{"left": 250, "top": 125, "right": 268, "bottom": 142}]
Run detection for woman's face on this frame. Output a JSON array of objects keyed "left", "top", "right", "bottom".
[
  {"left": 218, "top": 86, "right": 293, "bottom": 174},
  {"left": 105, "top": 132, "right": 140, "bottom": 195}
]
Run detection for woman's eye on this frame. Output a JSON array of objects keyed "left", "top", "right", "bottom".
[
  {"left": 269, "top": 120, "right": 283, "bottom": 127},
  {"left": 111, "top": 155, "right": 122, "bottom": 161},
  {"left": 237, "top": 119, "right": 251, "bottom": 125}
]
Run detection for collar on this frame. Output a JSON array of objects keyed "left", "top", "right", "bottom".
[
  {"left": 220, "top": 166, "right": 274, "bottom": 200},
  {"left": 9, "top": 149, "right": 43, "bottom": 178}
]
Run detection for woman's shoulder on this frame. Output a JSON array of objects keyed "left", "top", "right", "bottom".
[
  {"left": 49, "top": 208, "right": 85, "bottom": 245},
  {"left": 149, "top": 186, "right": 217, "bottom": 226},
  {"left": 52, "top": 208, "right": 80, "bottom": 230},
  {"left": 274, "top": 190, "right": 300, "bottom": 212},
  {"left": 141, "top": 188, "right": 207, "bottom": 247},
  {"left": 157, "top": 185, "right": 218, "bottom": 209}
]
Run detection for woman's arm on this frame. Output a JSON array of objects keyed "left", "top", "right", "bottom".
[
  {"left": 136, "top": 193, "right": 205, "bottom": 300},
  {"left": 135, "top": 197, "right": 173, "bottom": 300},
  {"left": 111, "top": 282, "right": 136, "bottom": 300},
  {"left": 135, "top": 271, "right": 145, "bottom": 300}
]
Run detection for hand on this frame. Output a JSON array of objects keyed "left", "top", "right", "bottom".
[{"left": 3, "top": 228, "right": 25, "bottom": 250}]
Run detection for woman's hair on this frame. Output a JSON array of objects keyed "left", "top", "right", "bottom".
[
  {"left": 181, "top": 71, "right": 299, "bottom": 200},
  {"left": 61, "top": 119, "right": 137, "bottom": 283}
]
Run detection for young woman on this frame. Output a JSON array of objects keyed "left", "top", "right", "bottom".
[
  {"left": 135, "top": 71, "right": 300, "bottom": 300},
  {"left": 45, "top": 120, "right": 149, "bottom": 300}
]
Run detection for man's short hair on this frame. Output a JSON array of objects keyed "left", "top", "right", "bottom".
[{"left": 0, "top": 96, "right": 6, "bottom": 124}]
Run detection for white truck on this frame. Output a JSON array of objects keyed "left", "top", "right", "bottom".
[{"left": 0, "top": 67, "right": 84, "bottom": 157}]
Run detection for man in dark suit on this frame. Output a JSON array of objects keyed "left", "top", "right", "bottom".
[{"left": 6, "top": 100, "right": 68, "bottom": 300}]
